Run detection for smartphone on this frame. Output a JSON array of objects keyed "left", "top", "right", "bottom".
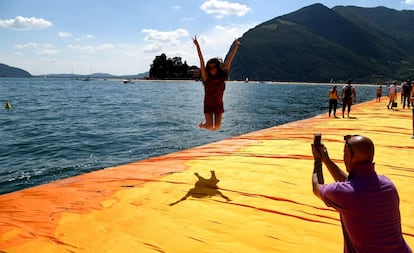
[{"left": 314, "top": 133, "right": 321, "bottom": 146}]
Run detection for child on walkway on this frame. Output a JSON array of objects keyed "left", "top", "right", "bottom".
[{"left": 376, "top": 85, "right": 382, "bottom": 102}]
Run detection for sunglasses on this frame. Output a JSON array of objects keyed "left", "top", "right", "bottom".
[
  {"left": 344, "top": 135, "right": 359, "bottom": 155},
  {"left": 208, "top": 65, "right": 217, "bottom": 70}
]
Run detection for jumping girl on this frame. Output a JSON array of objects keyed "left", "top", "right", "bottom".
[{"left": 193, "top": 36, "right": 240, "bottom": 131}]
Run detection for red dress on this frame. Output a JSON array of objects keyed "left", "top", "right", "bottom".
[{"left": 203, "top": 76, "right": 226, "bottom": 114}]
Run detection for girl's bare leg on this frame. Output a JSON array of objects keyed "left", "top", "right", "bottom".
[
  {"left": 199, "top": 113, "right": 214, "bottom": 130},
  {"left": 213, "top": 113, "right": 223, "bottom": 131}
]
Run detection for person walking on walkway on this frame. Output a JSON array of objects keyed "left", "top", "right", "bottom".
[
  {"left": 341, "top": 80, "right": 356, "bottom": 118},
  {"left": 411, "top": 81, "right": 414, "bottom": 107},
  {"left": 193, "top": 36, "right": 240, "bottom": 131},
  {"left": 387, "top": 81, "right": 398, "bottom": 110},
  {"left": 311, "top": 135, "right": 412, "bottom": 253},
  {"left": 328, "top": 85, "right": 339, "bottom": 118},
  {"left": 402, "top": 80, "right": 412, "bottom": 109}
]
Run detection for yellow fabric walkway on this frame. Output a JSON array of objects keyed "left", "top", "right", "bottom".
[{"left": 1, "top": 98, "right": 413, "bottom": 252}]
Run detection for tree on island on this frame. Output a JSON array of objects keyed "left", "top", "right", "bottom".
[{"left": 149, "top": 53, "right": 200, "bottom": 80}]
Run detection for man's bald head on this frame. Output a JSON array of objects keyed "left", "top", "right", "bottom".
[{"left": 347, "top": 135, "right": 375, "bottom": 164}]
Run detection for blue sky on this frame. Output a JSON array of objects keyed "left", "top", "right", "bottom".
[{"left": 1, "top": 0, "right": 414, "bottom": 76}]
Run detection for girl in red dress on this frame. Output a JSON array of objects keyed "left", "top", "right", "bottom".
[{"left": 193, "top": 36, "right": 240, "bottom": 131}]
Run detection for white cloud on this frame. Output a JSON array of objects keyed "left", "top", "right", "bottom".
[
  {"left": 185, "top": 23, "right": 253, "bottom": 67},
  {"left": 200, "top": 0, "right": 250, "bottom": 18},
  {"left": 68, "top": 45, "right": 96, "bottom": 54},
  {"left": 68, "top": 43, "right": 115, "bottom": 54},
  {"left": 179, "top": 17, "right": 194, "bottom": 23},
  {"left": 96, "top": 44, "right": 115, "bottom": 50},
  {"left": 404, "top": 0, "right": 414, "bottom": 4},
  {"left": 39, "top": 49, "right": 59, "bottom": 56},
  {"left": 73, "top": 34, "right": 95, "bottom": 41},
  {"left": 15, "top": 42, "right": 38, "bottom": 49},
  {"left": 44, "top": 44, "right": 55, "bottom": 48},
  {"left": 142, "top": 43, "right": 162, "bottom": 53},
  {"left": 142, "top": 28, "right": 189, "bottom": 43},
  {"left": 141, "top": 28, "right": 189, "bottom": 53},
  {"left": 85, "top": 34, "right": 95, "bottom": 39},
  {"left": 59, "top": 32, "right": 72, "bottom": 38},
  {"left": 0, "top": 16, "right": 52, "bottom": 30},
  {"left": 139, "top": 23, "right": 252, "bottom": 71}
]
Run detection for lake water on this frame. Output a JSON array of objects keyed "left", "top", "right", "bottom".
[{"left": 0, "top": 78, "right": 378, "bottom": 194}]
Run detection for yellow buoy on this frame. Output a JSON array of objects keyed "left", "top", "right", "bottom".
[{"left": 5, "top": 101, "right": 12, "bottom": 109}]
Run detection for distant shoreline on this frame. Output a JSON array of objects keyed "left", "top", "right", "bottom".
[
  {"left": 115, "top": 79, "right": 379, "bottom": 86},
  {"left": 0, "top": 76, "right": 380, "bottom": 86}
]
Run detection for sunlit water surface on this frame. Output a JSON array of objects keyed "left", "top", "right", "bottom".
[{"left": 0, "top": 78, "right": 377, "bottom": 194}]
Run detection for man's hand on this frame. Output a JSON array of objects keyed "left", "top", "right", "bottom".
[
  {"left": 312, "top": 144, "right": 324, "bottom": 199},
  {"left": 312, "top": 143, "right": 330, "bottom": 163}
]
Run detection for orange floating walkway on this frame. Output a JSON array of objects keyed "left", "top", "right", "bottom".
[{"left": 1, "top": 98, "right": 413, "bottom": 252}]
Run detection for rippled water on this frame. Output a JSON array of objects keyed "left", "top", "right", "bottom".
[{"left": 0, "top": 78, "right": 377, "bottom": 194}]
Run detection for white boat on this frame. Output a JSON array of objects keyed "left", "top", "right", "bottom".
[{"left": 122, "top": 79, "right": 134, "bottom": 84}]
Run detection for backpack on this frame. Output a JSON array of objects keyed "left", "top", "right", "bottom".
[
  {"left": 344, "top": 85, "right": 352, "bottom": 98},
  {"left": 404, "top": 83, "right": 412, "bottom": 95}
]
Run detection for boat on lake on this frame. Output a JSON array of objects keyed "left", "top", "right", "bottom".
[{"left": 122, "top": 79, "right": 134, "bottom": 84}]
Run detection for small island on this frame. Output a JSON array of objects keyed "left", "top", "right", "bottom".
[{"left": 149, "top": 53, "right": 200, "bottom": 80}]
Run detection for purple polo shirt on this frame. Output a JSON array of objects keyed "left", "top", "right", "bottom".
[{"left": 320, "top": 162, "right": 412, "bottom": 253}]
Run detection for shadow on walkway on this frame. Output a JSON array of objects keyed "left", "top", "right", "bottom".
[{"left": 170, "top": 170, "right": 230, "bottom": 206}]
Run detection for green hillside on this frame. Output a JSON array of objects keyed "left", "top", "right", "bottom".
[
  {"left": 229, "top": 4, "right": 414, "bottom": 82},
  {"left": 0, "top": 63, "right": 32, "bottom": 78}
]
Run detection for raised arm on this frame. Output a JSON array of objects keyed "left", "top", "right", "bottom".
[
  {"left": 312, "top": 153, "right": 324, "bottom": 199},
  {"left": 223, "top": 39, "right": 241, "bottom": 71},
  {"left": 193, "top": 36, "right": 207, "bottom": 81},
  {"left": 311, "top": 143, "right": 348, "bottom": 199},
  {"left": 317, "top": 144, "right": 348, "bottom": 182}
]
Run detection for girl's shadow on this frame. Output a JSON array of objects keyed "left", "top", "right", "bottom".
[{"left": 169, "top": 170, "right": 230, "bottom": 206}]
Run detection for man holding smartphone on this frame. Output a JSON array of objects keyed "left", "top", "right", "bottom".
[{"left": 311, "top": 134, "right": 411, "bottom": 253}]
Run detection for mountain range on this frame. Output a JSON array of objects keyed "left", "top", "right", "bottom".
[
  {"left": 229, "top": 3, "right": 414, "bottom": 83},
  {"left": 0, "top": 63, "right": 148, "bottom": 79}
]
